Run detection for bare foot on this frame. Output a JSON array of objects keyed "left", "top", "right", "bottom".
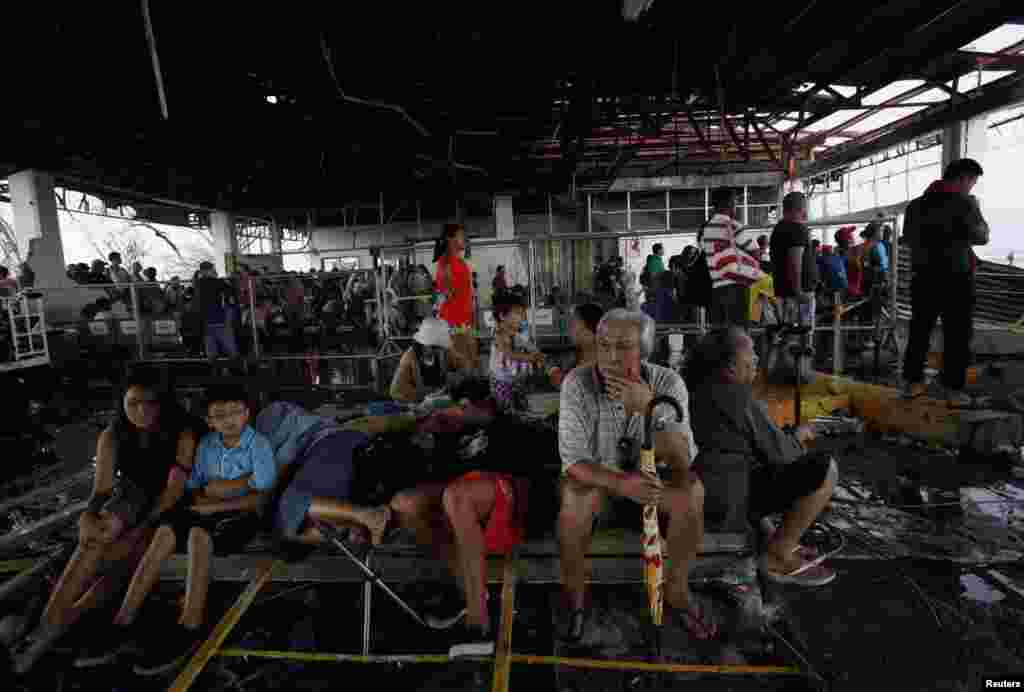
[{"left": 367, "top": 506, "right": 392, "bottom": 546}]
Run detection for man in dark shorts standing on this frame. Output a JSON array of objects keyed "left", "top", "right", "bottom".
[{"left": 685, "top": 327, "right": 837, "bottom": 586}]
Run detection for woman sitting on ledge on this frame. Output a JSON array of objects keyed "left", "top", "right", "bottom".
[
  {"left": 550, "top": 302, "right": 604, "bottom": 387},
  {"left": 390, "top": 317, "right": 473, "bottom": 404}
]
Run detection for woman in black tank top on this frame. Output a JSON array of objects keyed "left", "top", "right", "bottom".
[{"left": 37, "top": 370, "right": 201, "bottom": 633}]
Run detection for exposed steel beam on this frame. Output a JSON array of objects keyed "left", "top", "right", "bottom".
[
  {"left": 685, "top": 108, "right": 714, "bottom": 153},
  {"left": 957, "top": 49, "right": 1024, "bottom": 69},
  {"left": 722, "top": 108, "right": 751, "bottom": 160},
  {"left": 752, "top": 118, "right": 784, "bottom": 171}
]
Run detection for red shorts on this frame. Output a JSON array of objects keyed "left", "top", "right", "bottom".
[{"left": 454, "top": 471, "right": 525, "bottom": 555}]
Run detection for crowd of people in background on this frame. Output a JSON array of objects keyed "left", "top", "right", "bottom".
[{"left": 616, "top": 188, "right": 895, "bottom": 332}]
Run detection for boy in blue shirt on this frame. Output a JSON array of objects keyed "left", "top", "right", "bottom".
[{"left": 112, "top": 384, "right": 276, "bottom": 676}]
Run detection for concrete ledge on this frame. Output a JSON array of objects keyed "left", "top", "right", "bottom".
[{"left": 159, "top": 530, "right": 752, "bottom": 584}]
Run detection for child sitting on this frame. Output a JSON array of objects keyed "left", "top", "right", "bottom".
[
  {"left": 489, "top": 290, "right": 545, "bottom": 411},
  {"left": 112, "top": 384, "right": 277, "bottom": 676}
]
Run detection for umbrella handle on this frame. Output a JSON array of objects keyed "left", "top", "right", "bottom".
[{"left": 644, "top": 395, "right": 683, "bottom": 450}]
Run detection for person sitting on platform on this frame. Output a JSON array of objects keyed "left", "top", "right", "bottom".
[
  {"left": 14, "top": 370, "right": 202, "bottom": 674},
  {"left": 102, "top": 385, "right": 277, "bottom": 676},
  {"left": 254, "top": 401, "right": 393, "bottom": 548},
  {"left": 389, "top": 415, "right": 554, "bottom": 658},
  {"left": 685, "top": 327, "right": 837, "bottom": 587},
  {"left": 490, "top": 289, "right": 545, "bottom": 411},
  {"left": 390, "top": 317, "right": 474, "bottom": 403},
  {"left": 557, "top": 309, "right": 707, "bottom": 644},
  {"left": 550, "top": 303, "right": 604, "bottom": 386}
]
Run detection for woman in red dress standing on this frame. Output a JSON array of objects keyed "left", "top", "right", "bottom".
[{"left": 434, "top": 223, "right": 477, "bottom": 370}]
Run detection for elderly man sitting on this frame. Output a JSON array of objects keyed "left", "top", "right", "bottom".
[
  {"left": 390, "top": 317, "right": 472, "bottom": 403},
  {"left": 558, "top": 309, "right": 709, "bottom": 642},
  {"left": 684, "top": 327, "right": 837, "bottom": 586}
]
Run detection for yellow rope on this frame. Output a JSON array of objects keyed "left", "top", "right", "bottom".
[
  {"left": 0, "top": 558, "right": 38, "bottom": 574},
  {"left": 215, "top": 648, "right": 801, "bottom": 675},
  {"left": 168, "top": 559, "right": 280, "bottom": 692},
  {"left": 511, "top": 654, "right": 799, "bottom": 675}
]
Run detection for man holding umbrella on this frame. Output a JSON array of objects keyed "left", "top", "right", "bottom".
[{"left": 557, "top": 309, "right": 712, "bottom": 646}]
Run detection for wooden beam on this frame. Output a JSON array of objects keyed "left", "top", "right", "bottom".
[
  {"left": 169, "top": 559, "right": 280, "bottom": 692},
  {"left": 490, "top": 556, "right": 518, "bottom": 692}
]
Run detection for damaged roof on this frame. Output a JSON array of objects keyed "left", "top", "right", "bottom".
[{"left": 1, "top": 3, "right": 1022, "bottom": 225}]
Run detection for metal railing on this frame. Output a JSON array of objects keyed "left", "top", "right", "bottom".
[{"left": 24, "top": 218, "right": 906, "bottom": 389}]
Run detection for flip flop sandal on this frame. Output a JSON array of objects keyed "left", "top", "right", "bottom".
[
  {"left": 794, "top": 544, "right": 820, "bottom": 561},
  {"left": 765, "top": 530, "right": 820, "bottom": 560},
  {"left": 673, "top": 596, "right": 721, "bottom": 641},
  {"left": 761, "top": 554, "right": 837, "bottom": 587}
]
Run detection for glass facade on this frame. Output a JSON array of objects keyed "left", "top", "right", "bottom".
[
  {"left": 588, "top": 185, "right": 779, "bottom": 234},
  {"left": 805, "top": 136, "right": 942, "bottom": 221}
]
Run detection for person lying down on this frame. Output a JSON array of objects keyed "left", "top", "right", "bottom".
[{"left": 254, "top": 401, "right": 393, "bottom": 546}]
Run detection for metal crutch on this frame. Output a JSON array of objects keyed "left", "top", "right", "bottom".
[{"left": 313, "top": 519, "right": 428, "bottom": 627}]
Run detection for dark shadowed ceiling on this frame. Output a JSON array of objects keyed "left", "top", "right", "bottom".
[{"left": 1, "top": 2, "right": 1022, "bottom": 226}]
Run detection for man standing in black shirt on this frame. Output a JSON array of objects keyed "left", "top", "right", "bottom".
[
  {"left": 901, "top": 158, "right": 989, "bottom": 407},
  {"left": 769, "top": 192, "right": 819, "bottom": 326}
]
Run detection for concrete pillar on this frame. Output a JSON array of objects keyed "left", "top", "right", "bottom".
[
  {"left": 941, "top": 123, "right": 963, "bottom": 171},
  {"left": 8, "top": 170, "right": 67, "bottom": 287},
  {"left": 210, "top": 211, "right": 237, "bottom": 276},
  {"left": 963, "top": 116, "right": 988, "bottom": 198},
  {"left": 269, "top": 221, "right": 283, "bottom": 255},
  {"left": 7, "top": 170, "right": 87, "bottom": 323},
  {"left": 942, "top": 115, "right": 989, "bottom": 196},
  {"left": 495, "top": 195, "right": 515, "bottom": 240}
]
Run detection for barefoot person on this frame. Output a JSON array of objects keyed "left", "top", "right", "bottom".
[
  {"left": 15, "top": 370, "right": 201, "bottom": 673},
  {"left": 106, "top": 385, "right": 278, "bottom": 675},
  {"left": 557, "top": 309, "right": 706, "bottom": 644},
  {"left": 254, "top": 401, "right": 392, "bottom": 547},
  {"left": 685, "top": 327, "right": 837, "bottom": 586},
  {"left": 389, "top": 416, "right": 551, "bottom": 658}
]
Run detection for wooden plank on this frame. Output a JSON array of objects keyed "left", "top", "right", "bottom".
[
  {"left": 168, "top": 559, "right": 280, "bottom": 692},
  {"left": 491, "top": 555, "right": 517, "bottom": 692}
]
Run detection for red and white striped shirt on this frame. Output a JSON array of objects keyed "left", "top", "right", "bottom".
[{"left": 700, "top": 213, "right": 764, "bottom": 289}]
